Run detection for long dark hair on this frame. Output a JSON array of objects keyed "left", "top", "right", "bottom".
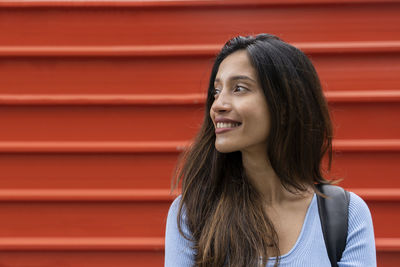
[{"left": 172, "top": 33, "right": 334, "bottom": 267}]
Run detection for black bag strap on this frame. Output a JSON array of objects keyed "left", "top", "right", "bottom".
[{"left": 316, "top": 184, "right": 350, "bottom": 267}]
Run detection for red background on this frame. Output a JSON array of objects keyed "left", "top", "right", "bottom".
[{"left": 0, "top": 0, "right": 399, "bottom": 266}]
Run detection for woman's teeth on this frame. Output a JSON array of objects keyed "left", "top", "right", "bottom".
[{"left": 216, "top": 122, "right": 241, "bottom": 129}]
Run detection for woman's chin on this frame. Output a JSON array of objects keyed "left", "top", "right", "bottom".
[{"left": 215, "top": 143, "right": 239, "bottom": 153}]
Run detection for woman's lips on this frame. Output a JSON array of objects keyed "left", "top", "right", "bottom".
[
  {"left": 215, "top": 127, "right": 236, "bottom": 134},
  {"left": 215, "top": 124, "right": 241, "bottom": 134}
]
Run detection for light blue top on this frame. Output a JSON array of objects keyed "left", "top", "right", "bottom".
[{"left": 165, "top": 192, "right": 376, "bottom": 267}]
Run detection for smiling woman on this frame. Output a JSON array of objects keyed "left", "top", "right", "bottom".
[
  {"left": 165, "top": 34, "right": 376, "bottom": 267},
  {"left": 211, "top": 50, "right": 270, "bottom": 154}
]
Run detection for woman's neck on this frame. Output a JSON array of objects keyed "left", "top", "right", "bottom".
[{"left": 241, "top": 147, "right": 311, "bottom": 206}]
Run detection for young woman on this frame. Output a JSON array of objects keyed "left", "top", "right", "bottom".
[{"left": 164, "top": 34, "right": 376, "bottom": 267}]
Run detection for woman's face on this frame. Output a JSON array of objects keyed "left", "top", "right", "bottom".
[{"left": 210, "top": 50, "right": 271, "bottom": 154}]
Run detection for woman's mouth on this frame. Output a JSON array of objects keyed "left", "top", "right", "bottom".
[{"left": 215, "top": 122, "right": 242, "bottom": 134}]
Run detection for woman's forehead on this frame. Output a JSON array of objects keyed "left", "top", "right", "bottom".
[{"left": 215, "top": 51, "right": 257, "bottom": 83}]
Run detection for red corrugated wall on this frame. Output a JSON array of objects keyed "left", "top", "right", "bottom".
[{"left": 0, "top": 0, "right": 399, "bottom": 266}]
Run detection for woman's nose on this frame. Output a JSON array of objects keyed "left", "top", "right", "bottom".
[{"left": 211, "top": 91, "right": 232, "bottom": 113}]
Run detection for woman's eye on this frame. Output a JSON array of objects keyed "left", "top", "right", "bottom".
[
  {"left": 234, "top": 86, "right": 247, "bottom": 93},
  {"left": 213, "top": 88, "right": 221, "bottom": 97}
]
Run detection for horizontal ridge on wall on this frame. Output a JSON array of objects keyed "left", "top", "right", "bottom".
[
  {"left": 0, "top": 188, "right": 398, "bottom": 202},
  {"left": 324, "top": 90, "right": 400, "bottom": 102},
  {"left": 348, "top": 188, "right": 400, "bottom": 201},
  {"left": 0, "top": 141, "right": 189, "bottom": 153},
  {"left": 0, "top": 237, "right": 164, "bottom": 251},
  {"left": 0, "top": 90, "right": 399, "bottom": 106},
  {"left": 0, "top": 237, "right": 397, "bottom": 251},
  {"left": 333, "top": 139, "right": 400, "bottom": 151},
  {"left": 0, "top": 94, "right": 206, "bottom": 106},
  {"left": 1, "top": 0, "right": 399, "bottom": 8},
  {"left": 0, "top": 189, "right": 178, "bottom": 202},
  {"left": 0, "top": 140, "right": 398, "bottom": 153},
  {"left": 0, "top": 41, "right": 399, "bottom": 57},
  {"left": 376, "top": 238, "right": 400, "bottom": 251}
]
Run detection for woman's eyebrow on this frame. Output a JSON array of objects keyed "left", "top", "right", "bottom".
[{"left": 214, "top": 75, "right": 256, "bottom": 84}]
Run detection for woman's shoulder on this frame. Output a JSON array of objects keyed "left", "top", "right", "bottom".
[
  {"left": 337, "top": 191, "right": 376, "bottom": 266},
  {"left": 347, "top": 191, "right": 373, "bottom": 222},
  {"left": 169, "top": 194, "right": 182, "bottom": 209},
  {"left": 346, "top": 190, "right": 375, "bottom": 241},
  {"left": 165, "top": 194, "right": 196, "bottom": 266},
  {"left": 166, "top": 194, "right": 190, "bottom": 232},
  {"left": 167, "top": 194, "right": 184, "bottom": 219}
]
